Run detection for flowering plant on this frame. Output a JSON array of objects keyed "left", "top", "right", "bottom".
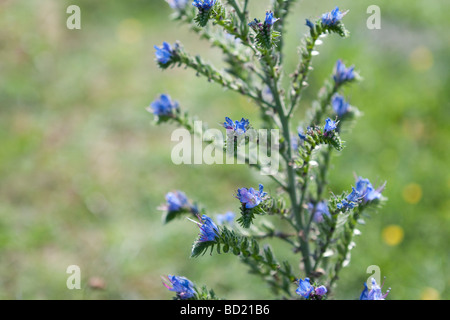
[{"left": 150, "top": 0, "right": 388, "bottom": 300}]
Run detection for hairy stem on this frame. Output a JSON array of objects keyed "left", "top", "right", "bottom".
[
  {"left": 179, "top": 52, "right": 272, "bottom": 109},
  {"left": 259, "top": 48, "right": 313, "bottom": 275},
  {"left": 330, "top": 207, "right": 362, "bottom": 288},
  {"left": 288, "top": 30, "right": 320, "bottom": 117}
]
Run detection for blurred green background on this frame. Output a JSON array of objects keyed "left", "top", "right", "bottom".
[{"left": 0, "top": 0, "right": 448, "bottom": 300}]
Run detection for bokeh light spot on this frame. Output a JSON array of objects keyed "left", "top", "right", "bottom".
[
  {"left": 382, "top": 225, "right": 404, "bottom": 246},
  {"left": 409, "top": 46, "right": 433, "bottom": 72},
  {"left": 420, "top": 287, "right": 440, "bottom": 300},
  {"left": 402, "top": 183, "right": 422, "bottom": 204}
]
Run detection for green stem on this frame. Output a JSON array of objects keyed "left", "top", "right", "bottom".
[
  {"left": 179, "top": 53, "right": 272, "bottom": 109},
  {"left": 211, "top": 10, "right": 256, "bottom": 55},
  {"left": 246, "top": 162, "right": 287, "bottom": 190},
  {"left": 310, "top": 82, "right": 338, "bottom": 127},
  {"left": 272, "top": 0, "right": 297, "bottom": 64},
  {"left": 311, "top": 216, "right": 337, "bottom": 273},
  {"left": 260, "top": 49, "right": 313, "bottom": 275},
  {"left": 252, "top": 231, "right": 297, "bottom": 247},
  {"left": 227, "top": 0, "right": 249, "bottom": 38},
  {"left": 305, "top": 145, "right": 332, "bottom": 234},
  {"left": 330, "top": 207, "right": 362, "bottom": 287},
  {"left": 288, "top": 31, "right": 320, "bottom": 117}
]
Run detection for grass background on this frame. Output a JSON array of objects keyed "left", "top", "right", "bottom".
[{"left": 0, "top": 0, "right": 448, "bottom": 300}]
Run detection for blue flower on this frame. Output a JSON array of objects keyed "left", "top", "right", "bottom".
[
  {"left": 308, "top": 201, "right": 330, "bottom": 223},
  {"left": 321, "top": 6, "right": 348, "bottom": 26},
  {"left": 332, "top": 94, "right": 350, "bottom": 117},
  {"left": 154, "top": 42, "right": 175, "bottom": 65},
  {"left": 166, "top": 0, "right": 188, "bottom": 10},
  {"left": 296, "top": 278, "right": 314, "bottom": 299},
  {"left": 324, "top": 118, "right": 337, "bottom": 134},
  {"left": 355, "top": 176, "right": 385, "bottom": 203},
  {"left": 333, "top": 59, "right": 355, "bottom": 85},
  {"left": 196, "top": 214, "right": 219, "bottom": 242},
  {"left": 360, "top": 278, "right": 390, "bottom": 300},
  {"left": 346, "top": 187, "right": 361, "bottom": 202},
  {"left": 337, "top": 199, "right": 355, "bottom": 210},
  {"left": 265, "top": 11, "right": 279, "bottom": 26},
  {"left": 148, "top": 94, "right": 179, "bottom": 117},
  {"left": 236, "top": 184, "right": 268, "bottom": 209},
  {"left": 163, "top": 275, "right": 196, "bottom": 299},
  {"left": 192, "top": 0, "right": 217, "bottom": 11},
  {"left": 222, "top": 117, "right": 250, "bottom": 135},
  {"left": 248, "top": 18, "right": 261, "bottom": 31},
  {"left": 165, "top": 191, "right": 189, "bottom": 212},
  {"left": 298, "top": 126, "right": 308, "bottom": 141},
  {"left": 248, "top": 12, "right": 278, "bottom": 37},
  {"left": 315, "top": 285, "right": 328, "bottom": 296},
  {"left": 216, "top": 211, "right": 235, "bottom": 225},
  {"left": 337, "top": 187, "right": 361, "bottom": 210},
  {"left": 235, "top": 118, "right": 250, "bottom": 135},
  {"left": 305, "top": 19, "right": 315, "bottom": 30},
  {"left": 291, "top": 134, "right": 300, "bottom": 151}
]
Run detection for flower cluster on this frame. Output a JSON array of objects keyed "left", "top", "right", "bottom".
[
  {"left": 337, "top": 176, "right": 385, "bottom": 210},
  {"left": 333, "top": 59, "right": 355, "bottom": 85},
  {"left": 264, "top": 11, "right": 279, "bottom": 26},
  {"left": 166, "top": 191, "right": 188, "bottom": 212},
  {"left": 147, "top": 94, "right": 179, "bottom": 118},
  {"left": 192, "top": 0, "right": 219, "bottom": 26},
  {"left": 248, "top": 11, "right": 280, "bottom": 49},
  {"left": 360, "top": 278, "right": 390, "bottom": 300},
  {"left": 298, "top": 126, "right": 307, "bottom": 141},
  {"left": 296, "top": 278, "right": 328, "bottom": 299},
  {"left": 324, "top": 118, "right": 338, "bottom": 135},
  {"left": 296, "top": 120, "right": 342, "bottom": 152},
  {"left": 308, "top": 201, "right": 330, "bottom": 223},
  {"left": 337, "top": 187, "right": 361, "bottom": 210},
  {"left": 216, "top": 211, "right": 235, "bottom": 225},
  {"left": 153, "top": 3, "right": 388, "bottom": 301},
  {"left": 236, "top": 184, "right": 268, "bottom": 209},
  {"left": 223, "top": 117, "right": 250, "bottom": 136},
  {"left": 355, "top": 176, "right": 385, "bottom": 203},
  {"left": 154, "top": 41, "right": 176, "bottom": 66},
  {"left": 305, "top": 19, "right": 315, "bottom": 30},
  {"left": 162, "top": 275, "right": 196, "bottom": 300},
  {"left": 190, "top": 214, "right": 219, "bottom": 243},
  {"left": 192, "top": 0, "right": 217, "bottom": 11},
  {"left": 321, "top": 7, "right": 348, "bottom": 27},
  {"left": 332, "top": 94, "right": 350, "bottom": 117},
  {"left": 163, "top": 190, "right": 198, "bottom": 214},
  {"left": 166, "top": 0, "right": 188, "bottom": 10}
]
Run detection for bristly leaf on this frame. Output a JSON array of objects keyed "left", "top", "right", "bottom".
[
  {"left": 193, "top": 1, "right": 223, "bottom": 27},
  {"left": 322, "top": 130, "right": 344, "bottom": 152},
  {"left": 191, "top": 240, "right": 215, "bottom": 258},
  {"left": 248, "top": 11, "right": 281, "bottom": 51},
  {"left": 194, "top": 285, "right": 220, "bottom": 300},
  {"left": 163, "top": 207, "right": 196, "bottom": 224},
  {"left": 237, "top": 204, "right": 266, "bottom": 228}
]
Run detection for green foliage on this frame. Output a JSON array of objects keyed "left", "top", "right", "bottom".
[
  {"left": 191, "top": 225, "right": 297, "bottom": 296},
  {"left": 237, "top": 203, "right": 268, "bottom": 228},
  {"left": 0, "top": 0, "right": 448, "bottom": 301},
  {"left": 194, "top": 285, "right": 220, "bottom": 300}
]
